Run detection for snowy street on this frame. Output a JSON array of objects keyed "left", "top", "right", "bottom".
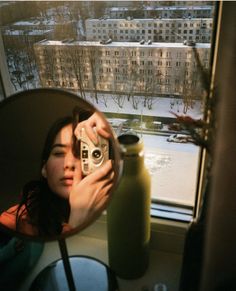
[{"left": 142, "top": 133, "right": 200, "bottom": 206}]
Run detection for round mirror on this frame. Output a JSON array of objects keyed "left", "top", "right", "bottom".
[{"left": 0, "top": 88, "right": 121, "bottom": 241}]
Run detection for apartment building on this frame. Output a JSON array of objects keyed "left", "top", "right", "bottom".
[
  {"left": 85, "top": 18, "right": 212, "bottom": 43},
  {"left": 106, "top": 5, "right": 213, "bottom": 19},
  {"left": 34, "top": 40, "right": 210, "bottom": 99}
]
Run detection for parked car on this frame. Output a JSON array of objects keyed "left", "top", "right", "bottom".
[
  {"left": 107, "top": 118, "right": 126, "bottom": 128},
  {"left": 122, "top": 119, "right": 140, "bottom": 130},
  {"left": 167, "top": 134, "right": 194, "bottom": 143},
  {"left": 148, "top": 121, "right": 163, "bottom": 130},
  {"left": 168, "top": 122, "right": 182, "bottom": 131}
]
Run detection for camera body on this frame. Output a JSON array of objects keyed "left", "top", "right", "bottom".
[{"left": 80, "top": 128, "right": 109, "bottom": 176}]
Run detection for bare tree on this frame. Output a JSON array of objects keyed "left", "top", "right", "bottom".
[
  {"left": 53, "top": 14, "right": 77, "bottom": 40},
  {"left": 64, "top": 45, "right": 86, "bottom": 99},
  {"left": 87, "top": 47, "right": 101, "bottom": 104},
  {"left": 35, "top": 46, "right": 58, "bottom": 88},
  {"left": 124, "top": 51, "right": 141, "bottom": 110},
  {"left": 99, "top": 93, "right": 109, "bottom": 108},
  {"left": 111, "top": 93, "right": 126, "bottom": 109},
  {"left": 181, "top": 48, "right": 207, "bottom": 114}
]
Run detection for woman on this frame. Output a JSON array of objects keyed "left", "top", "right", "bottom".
[{"left": 0, "top": 112, "right": 114, "bottom": 237}]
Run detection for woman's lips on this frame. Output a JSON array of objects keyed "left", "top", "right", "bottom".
[{"left": 61, "top": 177, "right": 73, "bottom": 186}]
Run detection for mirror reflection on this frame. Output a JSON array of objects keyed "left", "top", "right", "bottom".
[{"left": 0, "top": 88, "right": 120, "bottom": 240}]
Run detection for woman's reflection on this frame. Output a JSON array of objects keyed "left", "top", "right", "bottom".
[{"left": 0, "top": 111, "right": 114, "bottom": 236}]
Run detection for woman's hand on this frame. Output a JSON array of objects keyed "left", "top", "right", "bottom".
[
  {"left": 74, "top": 112, "right": 111, "bottom": 145},
  {"left": 68, "top": 160, "right": 114, "bottom": 229}
]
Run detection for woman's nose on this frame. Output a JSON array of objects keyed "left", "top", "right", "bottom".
[{"left": 64, "top": 153, "right": 76, "bottom": 170}]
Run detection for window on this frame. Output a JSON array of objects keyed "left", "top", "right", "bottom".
[
  {"left": 0, "top": 1, "right": 217, "bottom": 222},
  {"left": 176, "top": 61, "right": 181, "bottom": 67}
]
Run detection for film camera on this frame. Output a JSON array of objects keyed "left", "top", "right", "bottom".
[{"left": 80, "top": 128, "right": 109, "bottom": 176}]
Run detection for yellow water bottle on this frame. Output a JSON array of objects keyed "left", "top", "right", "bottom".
[{"left": 107, "top": 133, "right": 151, "bottom": 279}]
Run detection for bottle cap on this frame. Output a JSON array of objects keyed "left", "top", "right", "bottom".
[{"left": 118, "top": 133, "right": 144, "bottom": 157}]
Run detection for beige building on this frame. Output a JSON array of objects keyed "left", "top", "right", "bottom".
[
  {"left": 34, "top": 40, "right": 210, "bottom": 99},
  {"left": 85, "top": 18, "right": 212, "bottom": 43}
]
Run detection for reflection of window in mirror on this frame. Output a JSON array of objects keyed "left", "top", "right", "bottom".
[{"left": 0, "top": 1, "right": 217, "bottom": 222}]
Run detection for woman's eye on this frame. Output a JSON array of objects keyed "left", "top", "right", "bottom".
[{"left": 53, "top": 151, "right": 65, "bottom": 157}]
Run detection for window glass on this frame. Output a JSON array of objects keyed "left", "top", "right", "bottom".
[{"left": 0, "top": 1, "right": 216, "bottom": 214}]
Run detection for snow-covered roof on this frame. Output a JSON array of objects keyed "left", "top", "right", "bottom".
[
  {"left": 37, "top": 40, "right": 210, "bottom": 49},
  {"left": 0, "top": 2, "right": 16, "bottom": 8},
  {"left": 86, "top": 17, "right": 213, "bottom": 22},
  {"left": 109, "top": 6, "right": 213, "bottom": 12},
  {"left": 11, "top": 18, "right": 75, "bottom": 27},
  {"left": 4, "top": 29, "right": 52, "bottom": 36}
]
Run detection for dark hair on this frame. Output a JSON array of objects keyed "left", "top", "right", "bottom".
[
  {"left": 16, "top": 108, "right": 93, "bottom": 236},
  {"left": 41, "top": 116, "right": 73, "bottom": 168}
]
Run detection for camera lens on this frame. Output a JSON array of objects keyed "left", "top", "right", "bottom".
[{"left": 92, "top": 149, "right": 102, "bottom": 159}]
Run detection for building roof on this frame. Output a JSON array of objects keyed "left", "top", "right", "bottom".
[
  {"left": 86, "top": 17, "right": 213, "bottom": 22},
  {"left": 3, "top": 29, "right": 52, "bottom": 36},
  {"left": 109, "top": 5, "right": 213, "bottom": 12},
  {"left": 36, "top": 40, "right": 211, "bottom": 49}
]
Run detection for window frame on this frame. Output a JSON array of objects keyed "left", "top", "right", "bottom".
[{"left": 0, "top": 1, "right": 220, "bottom": 224}]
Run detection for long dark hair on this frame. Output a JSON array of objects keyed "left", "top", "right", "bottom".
[{"left": 16, "top": 108, "right": 92, "bottom": 236}]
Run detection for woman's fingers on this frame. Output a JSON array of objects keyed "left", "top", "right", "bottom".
[
  {"left": 83, "top": 123, "right": 99, "bottom": 145},
  {"left": 85, "top": 160, "right": 114, "bottom": 182},
  {"left": 74, "top": 112, "right": 111, "bottom": 146},
  {"left": 88, "top": 180, "right": 114, "bottom": 212},
  {"left": 72, "top": 166, "right": 82, "bottom": 186},
  {"left": 96, "top": 126, "right": 111, "bottom": 140}
]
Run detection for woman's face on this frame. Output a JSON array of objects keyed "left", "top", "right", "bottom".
[{"left": 41, "top": 124, "right": 82, "bottom": 199}]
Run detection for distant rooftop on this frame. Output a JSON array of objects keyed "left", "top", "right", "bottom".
[
  {"left": 4, "top": 29, "right": 52, "bottom": 36},
  {"left": 87, "top": 17, "right": 213, "bottom": 22},
  {"left": 109, "top": 5, "right": 213, "bottom": 12},
  {"left": 9, "top": 16, "right": 75, "bottom": 27},
  {"left": 13, "top": 19, "right": 56, "bottom": 26},
  {"left": 0, "top": 2, "right": 16, "bottom": 8}
]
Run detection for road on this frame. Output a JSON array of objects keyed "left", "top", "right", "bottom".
[{"left": 141, "top": 133, "right": 198, "bottom": 153}]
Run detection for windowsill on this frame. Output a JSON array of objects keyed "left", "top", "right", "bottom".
[
  {"left": 81, "top": 212, "right": 188, "bottom": 254},
  {"left": 19, "top": 214, "right": 188, "bottom": 291}
]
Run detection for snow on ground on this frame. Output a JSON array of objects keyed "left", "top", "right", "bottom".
[
  {"left": 143, "top": 134, "right": 199, "bottom": 206},
  {"left": 84, "top": 92, "right": 203, "bottom": 120},
  {"left": 146, "top": 147, "right": 199, "bottom": 206}
]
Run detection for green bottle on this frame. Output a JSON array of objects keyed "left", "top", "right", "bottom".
[{"left": 107, "top": 133, "right": 151, "bottom": 279}]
